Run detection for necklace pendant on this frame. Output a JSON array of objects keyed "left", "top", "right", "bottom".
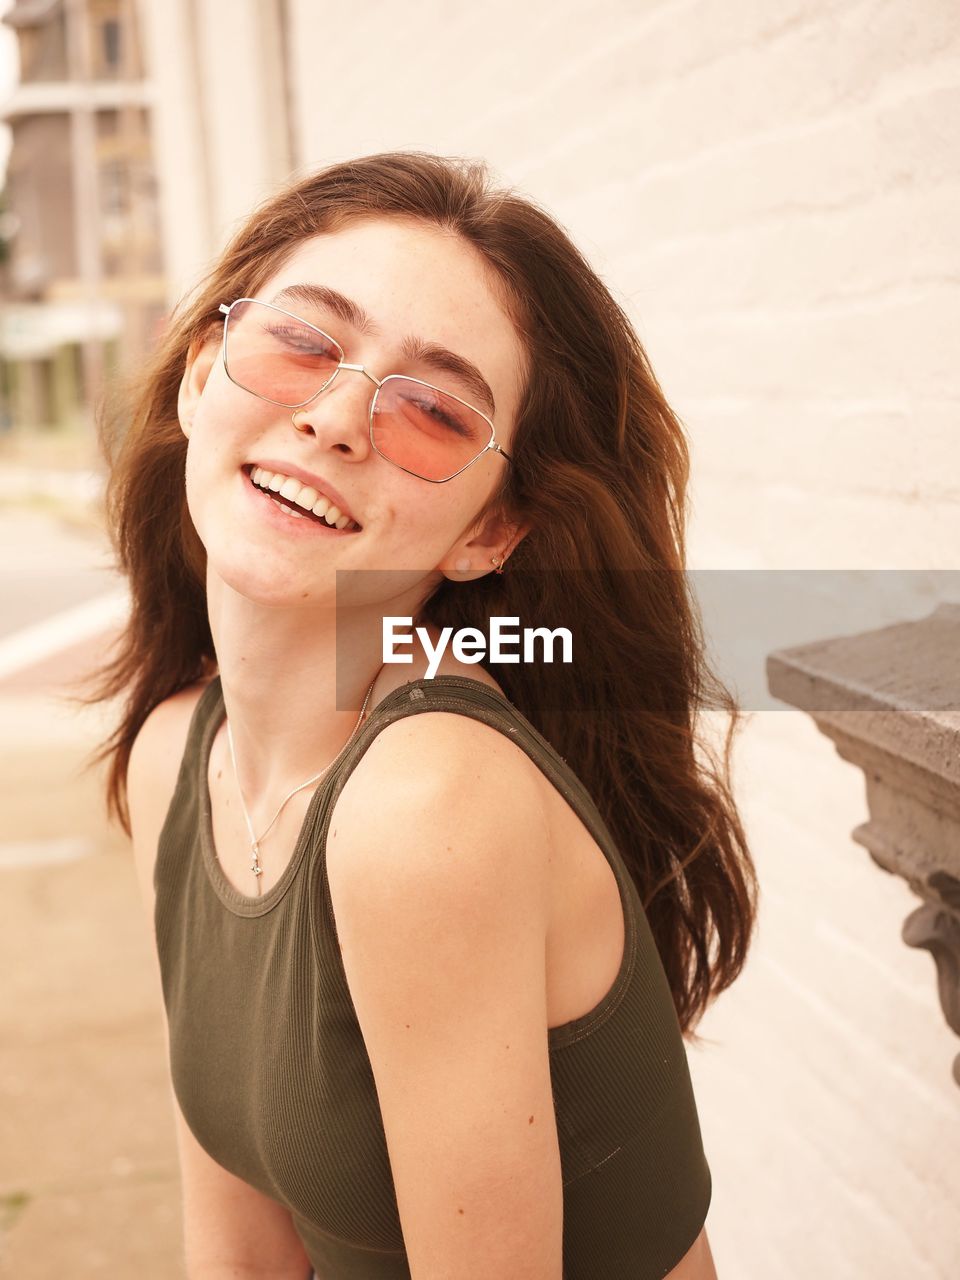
[{"left": 251, "top": 843, "right": 263, "bottom": 877}]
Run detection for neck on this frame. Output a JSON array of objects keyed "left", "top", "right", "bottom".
[{"left": 207, "top": 566, "right": 432, "bottom": 804}]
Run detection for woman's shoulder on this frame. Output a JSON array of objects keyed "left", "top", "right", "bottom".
[
  {"left": 367, "top": 642, "right": 508, "bottom": 713},
  {"left": 341, "top": 649, "right": 543, "bottom": 839},
  {"left": 127, "top": 678, "right": 214, "bottom": 835},
  {"left": 129, "top": 677, "right": 214, "bottom": 762},
  {"left": 364, "top": 644, "right": 526, "bottom": 777},
  {"left": 126, "top": 678, "right": 216, "bottom": 926},
  {"left": 328, "top": 659, "right": 551, "bottom": 914}
]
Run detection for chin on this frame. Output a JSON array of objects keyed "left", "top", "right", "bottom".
[{"left": 203, "top": 543, "right": 334, "bottom": 610}]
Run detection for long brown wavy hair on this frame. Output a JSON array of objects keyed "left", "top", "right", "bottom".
[{"left": 86, "top": 150, "right": 758, "bottom": 1040}]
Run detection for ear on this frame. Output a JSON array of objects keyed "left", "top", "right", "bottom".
[
  {"left": 439, "top": 510, "right": 531, "bottom": 582},
  {"left": 177, "top": 328, "right": 221, "bottom": 440}
]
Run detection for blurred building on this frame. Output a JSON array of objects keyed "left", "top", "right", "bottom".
[
  {"left": 0, "top": 0, "right": 165, "bottom": 431},
  {"left": 135, "top": 0, "right": 294, "bottom": 300}
]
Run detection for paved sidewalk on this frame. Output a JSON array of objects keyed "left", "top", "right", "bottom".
[{"left": 0, "top": 505, "right": 186, "bottom": 1278}]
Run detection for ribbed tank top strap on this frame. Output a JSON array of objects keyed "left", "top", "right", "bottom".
[
  {"left": 323, "top": 673, "right": 626, "bottom": 863},
  {"left": 310, "top": 673, "right": 641, "bottom": 1053},
  {"left": 153, "top": 676, "right": 224, "bottom": 900}
]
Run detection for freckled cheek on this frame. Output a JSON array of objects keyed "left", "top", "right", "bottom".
[
  {"left": 367, "top": 504, "right": 453, "bottom": 571},
  {"left": 195, "top": 382, "right": 272, "bottom": 452},
  {"left": 384, "top": 494, "right": 466, "bottom": 547},
  {"left": 182, "top": 433, "right": 241, "bottom": 544},
  {"left": 184, "top": 434, "right": 225, "bottom": 504},
  {"left": 182, "top": 447, "right": 217, "bottom": 539}
]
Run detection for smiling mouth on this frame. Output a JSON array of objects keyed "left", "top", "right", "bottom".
[{"left": 243, "top": 465, "right": 362, "bottom": 531}]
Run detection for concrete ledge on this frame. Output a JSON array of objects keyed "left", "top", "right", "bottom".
[{"left": 768, "top": 602, "right": 960, "bottom": 1086}]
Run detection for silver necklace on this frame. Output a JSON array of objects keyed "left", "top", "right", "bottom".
[{"left": 224, "top": 666, "right": 384, "bottom": 894}]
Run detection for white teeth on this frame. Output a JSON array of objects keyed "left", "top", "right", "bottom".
[
  {"left": 276, "top": 499, "right": 305, "bottom": 518},
  {"left": 249, "top": 467, "right": 359, "bottom": 529}
]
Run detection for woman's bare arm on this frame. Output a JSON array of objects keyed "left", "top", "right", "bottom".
[
  {"left": 127, "top": 687, "right": 315, "bottom": 1280},
  {"left": 327, "top": 709, "right": 564, "bottom": 1279}
]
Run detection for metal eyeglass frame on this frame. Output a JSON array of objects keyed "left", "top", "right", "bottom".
[{"left": 217, "top": 298, "right": 513, "bottom": 484}]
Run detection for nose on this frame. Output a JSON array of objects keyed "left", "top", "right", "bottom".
[{"left": 290, "top": 365, "right": 377, "bottom": 454}]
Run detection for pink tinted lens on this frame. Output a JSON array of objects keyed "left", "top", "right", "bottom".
[
  {"left": 226, "top": 300, "right": 341, "bottom": 406},
  {"left": 372, "top": 377, "right": 491, "bottom": 480}
]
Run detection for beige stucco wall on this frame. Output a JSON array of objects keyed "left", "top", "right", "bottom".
[
  {"left": 285, "top": 0, "right": 959, "bottom": 580},
  {"left": 140, "top": 2, "right": 960, "bottom": 1274}
]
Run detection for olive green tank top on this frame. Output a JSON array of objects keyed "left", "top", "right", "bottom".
[{"left": 154, "top": 674, "right": 712, "bottom": 1279}]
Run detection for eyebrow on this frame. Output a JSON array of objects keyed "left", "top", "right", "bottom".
[{"left": 268, "top": 284, "right": 497, "bottom": 418}]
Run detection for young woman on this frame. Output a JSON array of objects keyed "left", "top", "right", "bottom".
[{"left": 90, "top": 151, "right": 757, "bottom": 1279}]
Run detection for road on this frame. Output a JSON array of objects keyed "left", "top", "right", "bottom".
[{"left": 0, "top": 506, "right": 127, "bottom": 696}]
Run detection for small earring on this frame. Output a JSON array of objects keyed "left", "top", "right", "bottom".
[
  {"left": 491, "top": 554, "right": 505, "bottom": 575},
  {"left": 455, "top": 557, "right": 471, "bottom": 573}
]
